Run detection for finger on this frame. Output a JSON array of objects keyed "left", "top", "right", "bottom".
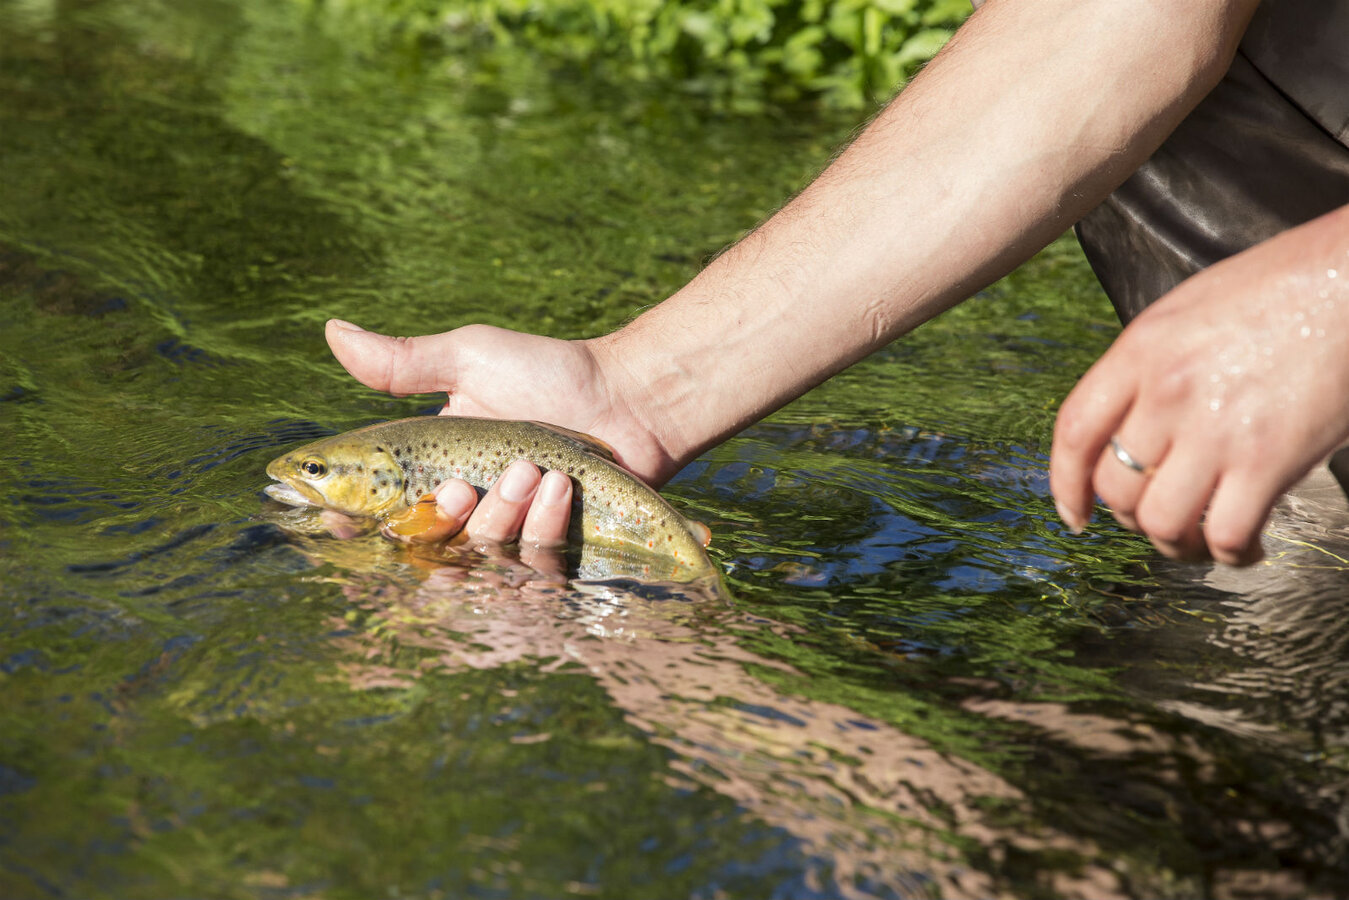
[
  {"left": 326, "top": 319, "right": 460, "bottom": 397},
  {"left": 521, "top": 470, "right": 573, "bottom": 548},
  {"left": 1092, "top": 448, "right": 1139, "bottom": 531},
  {"left": 429, "top": 479, "right": 479, "bottom": 543},
  {"left": 1202, "top": 471, "right": 1281, "bottom": 566},
  {"left": 463, "top": 459, "right": 541, "bottom": 544},
  {"left": 1091, "top": 428, "right": 1169, "bottom": 535},
  {"left": 1132, "top": 445, "right": 1218, "bottom": 561},
  {"left": 1051, "top": 366, "right": 1138, "bottom": 533},
  {"left": 434, "top": 478, "right": 478, "bottom": 519},
  {"left": 319, "top": 509, "right": 368, "bottom": 540},
  {"left": 519, "top": 542, "right": 569, "bottom": 581}
]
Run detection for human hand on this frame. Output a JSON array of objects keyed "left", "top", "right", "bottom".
[
  {"left": 1051, "top": 205, "right": 1349, "bottom": 565},
  {"left": 382, "top": 459, "right": 572, "bottom": 564},
  {"left": 326, "top": 319, "right": 685, "bottom": 549}
]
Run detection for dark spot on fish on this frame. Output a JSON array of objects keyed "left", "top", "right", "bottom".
[
  {"left": 415, "top": 488, "right": 424, "bottom": 497},
  {"left": 375, "top": 446, "right": 384, "bottom": 453},
  {"left": 432, "top": 442, "right": 438, "bottom": 449},
  {"left": 578, "top": 469, "right": 585, "bottom": 477},
  {"left": 370, "top": 488, "right": 377, "bottom": 495}
]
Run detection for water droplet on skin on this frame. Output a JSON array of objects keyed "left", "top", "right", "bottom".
[
  {"left": 1240, "top": 415, "right": 1252, "bottom": 426},
  {"left": 1301, "top": 325, "right": 1312, "bottom": 338},
  {"left": 1329, "top": 269, "right": 1339, "bottom": 279},
  {"left": 1209, "top": 398, "right": 1222, "bottom": 412}
]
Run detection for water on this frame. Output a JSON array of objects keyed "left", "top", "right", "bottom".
[{"left": 3, "top": 1, "right": 1349, "bottom": 897}]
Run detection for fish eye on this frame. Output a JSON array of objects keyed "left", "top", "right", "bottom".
[{"left": 300, "top": 458, "right": 327, "bottom": 478}]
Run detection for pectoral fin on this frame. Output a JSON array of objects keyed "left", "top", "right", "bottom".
[{"left": 382, "top": 495, "right": 461, "bottom": 544}]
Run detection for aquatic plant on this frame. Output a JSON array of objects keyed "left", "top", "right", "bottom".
[{"left": 300, "top": 0, "right": 972, "bottom": 110}]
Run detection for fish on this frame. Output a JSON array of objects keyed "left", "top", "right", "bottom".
[{"left": 265, "top": 416, "right": 716, "bottom": 581}]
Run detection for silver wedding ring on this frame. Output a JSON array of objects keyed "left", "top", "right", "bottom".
[{"left": 1110, "top": 436, "right": 1155, "bottom": 475}]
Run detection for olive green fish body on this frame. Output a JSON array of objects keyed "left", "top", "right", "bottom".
[{"left": 266, "top": 416, "right": 713, "bottom": 580}]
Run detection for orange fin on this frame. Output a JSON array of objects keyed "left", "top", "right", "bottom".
[
  {"left": 383, "top": 495, "right": 456, "bottom": 543},
  {"left": 685, "top": 518, "right": 712, "bottom": 548}
]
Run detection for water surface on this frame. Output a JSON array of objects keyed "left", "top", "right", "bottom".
[{"left": 3, "top": 1, "right": 1348, "bottom": 897}]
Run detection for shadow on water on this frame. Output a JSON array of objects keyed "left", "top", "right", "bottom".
[{"left": 3, "top": 0, "right": 1349, "bottom": 897}]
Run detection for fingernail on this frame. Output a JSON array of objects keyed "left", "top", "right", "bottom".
[
  {"left": 1055, "top": 500, "right": 1084, "bottom": 535},
  {"left": 328, "top": 318, "right": 365, "bottom": 333},
  {"left": 537, "top": 470, "right": 570, "bottom": 505},
  {"left": 435, "top": 479, "right": 477, "bottom": 520},
  {"left": 498, "top": 460, "right": 539, "bottom": 503}
]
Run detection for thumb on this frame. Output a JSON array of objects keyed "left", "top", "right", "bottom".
[{"left": 326, "top": 319, "right": 458, "bottom": 397}]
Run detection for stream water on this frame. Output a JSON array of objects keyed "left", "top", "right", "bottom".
[{"left": 3, "top": 1, "right": 1349, "bottom": 897}]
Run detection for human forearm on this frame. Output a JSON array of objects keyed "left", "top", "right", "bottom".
[{"left": 596, "top": 0, "right": 1259, "bottom": 468}]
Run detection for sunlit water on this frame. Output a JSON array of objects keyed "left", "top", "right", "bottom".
[{"left": 3, "top": 2, "right": 1349, "bottom": 897}]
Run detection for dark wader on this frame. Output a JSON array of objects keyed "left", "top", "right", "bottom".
[{"left": 1073, "top": 0, "right": 1349, "bottom": 495}]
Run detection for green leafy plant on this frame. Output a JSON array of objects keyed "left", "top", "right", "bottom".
[{"left": 304, "top": 0, "right": 972, "bottom": 110}]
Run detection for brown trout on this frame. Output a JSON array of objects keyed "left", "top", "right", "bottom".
[{"left": 265, "top": 416, "right": 715, "bottom": 580}]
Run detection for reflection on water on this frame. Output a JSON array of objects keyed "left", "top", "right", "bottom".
[
  {"left": 278, "top": 494, "right": 1349, "bottom": 898},
  {"left": 1167, "top": 469, "right": 1349, "bottom": 756},
  {"left": 2, "top": 0, "right": 1349, "bottom": 896}
]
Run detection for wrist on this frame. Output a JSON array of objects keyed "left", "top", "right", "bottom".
[{"left": 583, "top": 329, "right": 703, "bottom": 486}]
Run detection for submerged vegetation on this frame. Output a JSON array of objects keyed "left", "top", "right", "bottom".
[{"left": 301, "top": 0, "right": 972, "bottom": 110}]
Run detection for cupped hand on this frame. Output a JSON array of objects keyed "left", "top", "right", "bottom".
[
  {"left": 326, "top": 319, "right": 683, "bottom": 549},
  {"left": 383, "top": 459, "right": 572, "bottom": 545},
  {"left": 1051, "top": 204, "right": 1349, "bottom": 565}
]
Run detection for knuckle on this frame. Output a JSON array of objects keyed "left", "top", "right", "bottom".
[
  {"left": 383, "top": 335, "right": 420, "bottom": 395},
  {"left": 1146, "top": 360, "right": 1198, "bottom": 407},
  {"left": 1135, "top": 505, "right": 1186, "bottom": 546},
  {"left": 1053, "top": 402, "right": 1095, "bottom": 454},
  {"left": 1205, "top": 522, "right": 1257, "bottom": 562}
]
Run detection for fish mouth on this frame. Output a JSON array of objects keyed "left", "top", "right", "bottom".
[
  {"left": 264, "top": 454, "right": 327, "bottom": 508},
  {"left": 264, "top": 479, "right": 321, "bottom": 508}
]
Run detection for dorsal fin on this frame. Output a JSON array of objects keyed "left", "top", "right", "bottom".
[{"left": 529, "top": 421, "right": 618, "bottom": 461}]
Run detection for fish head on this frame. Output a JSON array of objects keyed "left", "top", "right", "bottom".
[{"left": 265, "top": 437, "right": 405, "bottom": 517}]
